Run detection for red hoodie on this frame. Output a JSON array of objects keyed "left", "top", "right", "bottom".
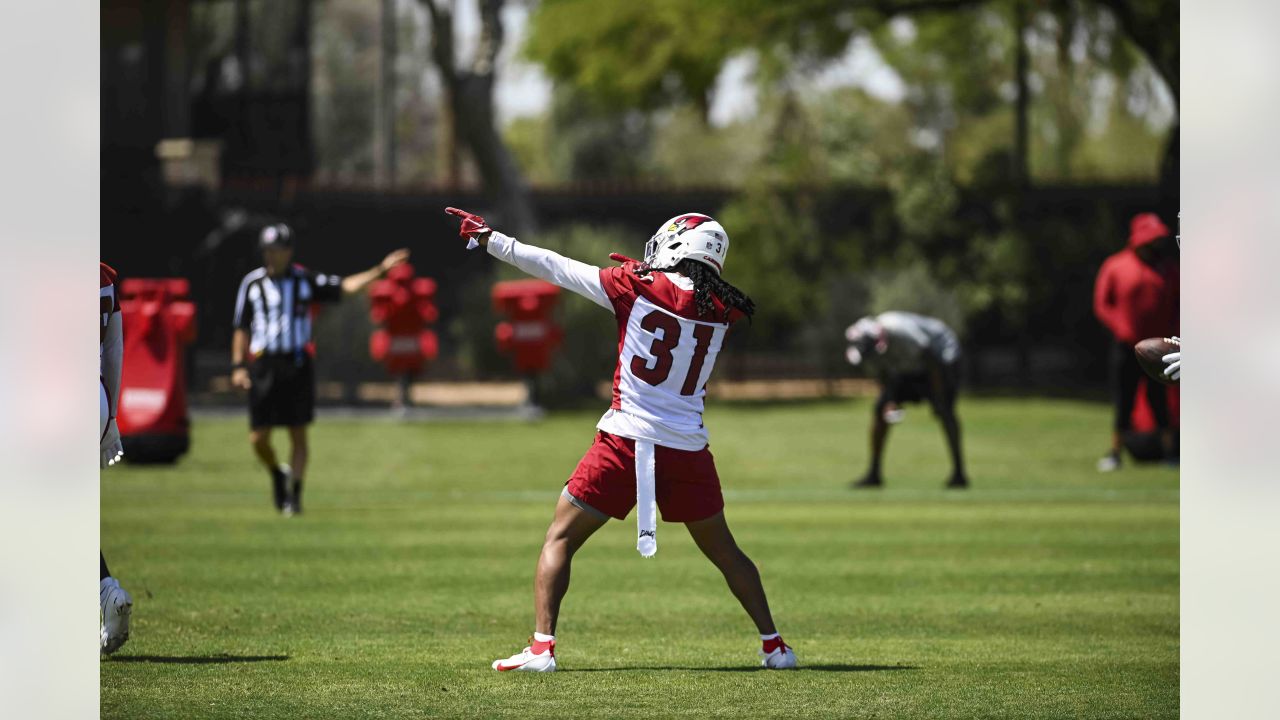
[{"left": 1093, "top": 213, "right": 1178, "bottom": 345}]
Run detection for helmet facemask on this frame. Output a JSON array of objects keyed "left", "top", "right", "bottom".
[{"left": 643, "top": 232, "right": 662, "bottom": 267}]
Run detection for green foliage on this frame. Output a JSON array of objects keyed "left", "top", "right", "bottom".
[
  {"left": 524, "top": 0, "right": 742, "bottom": 115},
  {"left": 525, "top": 0, "right": 863, "bottom": 116},
  {"left": 795, "top": 271, "right": 872, "bottom": 378},
  {"left": 649, "top": 107, "right": 767, "bottom": 186},
  {"left": 808, "top": 88, "right": 914, "bottom": 185},
  {"left": 1055, "top": 66, "right": 1171, "bottom": 180},
  {"left": 888, "top": 154, "right": 960, "bottom": 240},
  {"left": 868, "top": 260, "right": 966, "bottom": 334},
  {"left": 954, "top": 225, "right": 1035, "bottom": 324},
  {"left": 717, "top": 185, "right": 830, "bottom": 344},
  {"left": 312, "top": 0, "right": 379, "bottom": 181},
  {"left": 512, "top": 0, "right": 1176, "bottom": 361},
  {"left": 519, "top": 0, "right": 1175, "bottom": 191},
  {"left": 503, "top": 113, "right": 559, "bottom": 186},
  {"left": 547, "top": 89, "right": 655, "bottom": 182}
]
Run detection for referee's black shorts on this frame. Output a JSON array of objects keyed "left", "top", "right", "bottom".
[{"left": 248, "top": 354, "right": 315, "bottom": 428}]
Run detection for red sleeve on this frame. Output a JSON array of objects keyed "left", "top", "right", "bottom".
[{"left": 599, "top": 265, "right": 639, "bottom": 315}]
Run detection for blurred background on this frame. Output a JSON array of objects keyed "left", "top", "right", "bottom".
[{"left": 100, "top": 0, "right": 1178, "bottom": 409}]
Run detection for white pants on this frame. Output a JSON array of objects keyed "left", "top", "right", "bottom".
[{"left": 100, "top": 377, "right": 110, "bottom": 440}]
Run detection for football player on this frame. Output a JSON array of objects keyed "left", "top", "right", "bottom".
[
  {"left": 445, "top": 208, "right": 797, "bottom": 672},
  {"left": 845, "top": 312, "right": 969, "bottom": 489},
  {"left": 100, "top": 262, "right": 132, "bottom": 654}
]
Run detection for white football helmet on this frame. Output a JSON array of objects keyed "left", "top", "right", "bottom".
[{"left": 644, "top": 213, "right": 730, "bottom": 274}]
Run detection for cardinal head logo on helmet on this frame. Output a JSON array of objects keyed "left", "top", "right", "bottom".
[{"left": 645, "top": 213, "right": 730, "bottom": 274}]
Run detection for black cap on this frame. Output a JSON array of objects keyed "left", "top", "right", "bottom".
[{"left": 259, "top": 223, "right": 293, "bottom": 250}]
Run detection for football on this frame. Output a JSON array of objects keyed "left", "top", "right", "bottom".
[{"left": 1134, "top": 336, "right": 1180, "bottom": 385}]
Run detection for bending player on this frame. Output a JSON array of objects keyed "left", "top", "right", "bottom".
[
  {"left": 444, "top": 208, "right": 797, "bottom": 672},
  {"left": 100, "top": 262, "right": 131, "bottom": 654},
  {"left": 845, "top": 312, "right": 969, "bottom": 489}
]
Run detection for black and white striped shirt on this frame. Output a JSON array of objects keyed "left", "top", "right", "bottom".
[{"left": 233, "top": 265, "right": 344, "bottom": 356}]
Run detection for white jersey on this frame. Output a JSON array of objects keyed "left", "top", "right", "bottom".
[
  {"left": 100, "top": 263, "right": 123, "bottom": 438},
  {"left": 100, "top": 263, "right": 119, "bottom": 362},
  {"left": 486, "top": 232, "right": 743, "bottom": 451},
  {"left": 870, "top": 311, "right": 961, "bottom": 376}
]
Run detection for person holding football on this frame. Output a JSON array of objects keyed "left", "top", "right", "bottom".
[{"left": 444, "top": 207, "right": 796, "bottom": 672}]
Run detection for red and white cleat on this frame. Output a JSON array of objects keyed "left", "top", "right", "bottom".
[
  {"left": 492, "top": 639, "right": 557, "bottom": 672},
  {"left": 760, "top": 636, "right": 798, "bottom": 669}
]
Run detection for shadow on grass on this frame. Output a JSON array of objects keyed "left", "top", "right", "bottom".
[
  {"left": 106, "top": 654, "right": 290, "bottom": 665},
  {"left": 561, "top": 663, "right": 917, "bottom": 673}
]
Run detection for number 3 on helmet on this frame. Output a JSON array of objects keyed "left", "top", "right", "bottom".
[{"left": 643, "top": 213, "right": 730, "bottom": 275}]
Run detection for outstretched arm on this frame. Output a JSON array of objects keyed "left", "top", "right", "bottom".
[
  {"left": 447, "top": 207, "right": 611, "bottom": 311},
  {"left": 485, "top": 233, "right": 611, "bottom": 310},
  {"left": 342, "top": 249, "right": 410, "bottom": 295}
]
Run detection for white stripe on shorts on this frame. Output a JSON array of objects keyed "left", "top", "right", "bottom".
[{"left": 635, "top": 440, "right": 657, "bottom": 558}]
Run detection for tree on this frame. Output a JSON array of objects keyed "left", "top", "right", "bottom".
[
  {"left": 521, "top": 0, "right": 1175, "bottom": 371},
  {"left": 1091, "top": 0, "right": 1178, "bottom": 199},
  {"left": 419, "top": 0, "right": 537, "bottom": 235},
  {"left": 525, "top": 0, "right": 1176, "bottom": 187}
]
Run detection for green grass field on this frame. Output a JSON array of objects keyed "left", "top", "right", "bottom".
[{"left": 101, "top": 397, "right": 1178, "bottom": 719}]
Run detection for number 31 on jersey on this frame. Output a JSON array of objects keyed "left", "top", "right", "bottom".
[{"left": 627, "top": 308, "right": 723, "bottom": 396}]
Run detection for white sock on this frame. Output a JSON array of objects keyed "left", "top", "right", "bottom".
[
  {"left": 760, "top": 632, "right": 780, "bottom": 642},
  {"left": 533, "top": 632, "right": 555, "bottom": 643}
]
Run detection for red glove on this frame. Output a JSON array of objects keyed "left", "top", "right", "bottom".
[
  {"left": 609, "top": 253, "right": 650, "bottom": 275},
  {"left": 445, "top": 207, "right": 492, "bottom": 239}
]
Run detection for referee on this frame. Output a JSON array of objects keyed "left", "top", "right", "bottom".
[{"left": 231, "top": 223, "right": 408, "bottom": 515}]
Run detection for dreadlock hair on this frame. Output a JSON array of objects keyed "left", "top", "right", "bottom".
[{"left": 635, "top": 258, "right": 755, "bottom": 322}]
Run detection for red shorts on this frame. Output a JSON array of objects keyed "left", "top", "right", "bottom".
[{"left": 565, "top": 431, "right": 724, "bottom": 523}]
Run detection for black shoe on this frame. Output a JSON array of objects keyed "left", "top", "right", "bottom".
[
  {"left": 270, "top": 464, "right": 291, "bottom": 510},
  {"left": 282, "top": 479, "right": 303, "bottom": 517},
  {"left": 852, "top": 473, "right": 883, "bottom": 489},
  {"left": 946, "top": 474, "right": 970, "bottom": 489}
]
